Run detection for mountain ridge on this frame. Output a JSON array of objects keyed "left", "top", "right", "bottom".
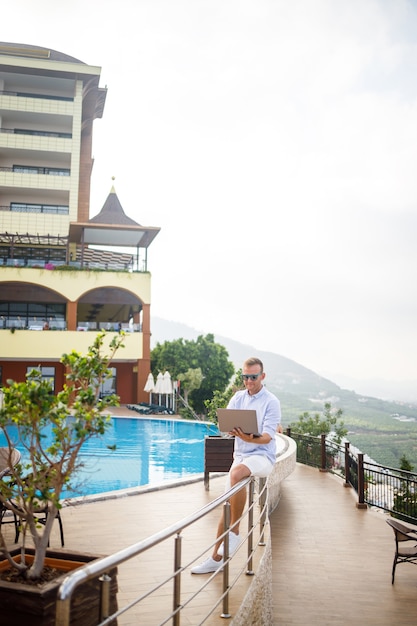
[
  {"left": 152, "top": 316, "right": 417, "bottom": 397},
  {"left": 151, "top": 317, "right": 365, "bottom": 401}
]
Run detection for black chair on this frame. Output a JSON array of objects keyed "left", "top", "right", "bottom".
[
  {"left": 15, "top": 502, "right": 65, "bottom": 547},
  {"left": 0, "top": 447, "right": 21, "bottom": 479},
  {"left": 0, "top": 447, "right": 64, "bottom": 546},
  {"left": 0, "top": 447, "right": 22, "bottom": 542},
  {"left": 386, "top": 517, "right": 417, "bottom": 583}
]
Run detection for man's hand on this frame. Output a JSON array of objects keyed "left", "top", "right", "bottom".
[
  {"left": 229, "top": 427, "right": 272, "bottom": 444},
  {"left": 229, "top": 427, "right": 259, "bottom": 441}
]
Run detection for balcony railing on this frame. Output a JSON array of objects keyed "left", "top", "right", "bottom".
[
  {"left": 0, "top": 258, "right": 141, "bottom": 272},
  {"left": 0, "top": 320, "right": 141, "bottom": 332},
  {"left": 287, "top": 429, "right": 417, "bottom": 522}
]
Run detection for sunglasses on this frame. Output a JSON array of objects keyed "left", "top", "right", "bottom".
[{"left": 241, "top": 373, "right": 263, "bottom": 381}]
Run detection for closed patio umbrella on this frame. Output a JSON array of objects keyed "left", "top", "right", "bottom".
[
  {"left": 161, "top": 371, "right": 173, "bottom": 410},
  {"left": 143, "top": 372, "right": 155, "bottom": 402},
  {"left": 153, "top": 372, "right": 164, "bottom": 405}
]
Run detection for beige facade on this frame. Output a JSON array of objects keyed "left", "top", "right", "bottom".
[{"left": 0, "top": 43, "right": 160, "bottom": 404}]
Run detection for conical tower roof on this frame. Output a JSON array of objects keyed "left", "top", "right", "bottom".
[
  {"left": 89, "top": 186, "right": 140, "bottom": 226},
  {"left": 69, "top": 184, "right": 160, "bottom": 248}
]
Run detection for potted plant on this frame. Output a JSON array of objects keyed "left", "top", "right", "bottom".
[{"left": 0, "top": 331, "right": 124, "bottom": 624}]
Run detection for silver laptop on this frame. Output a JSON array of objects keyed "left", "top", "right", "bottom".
[{"left": 216, "top": 408, "right": 261, "bottom": 437}]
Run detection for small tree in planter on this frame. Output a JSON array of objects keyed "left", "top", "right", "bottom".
[{"left": 0, "top": 332, "right": 124, "bottom": 581}]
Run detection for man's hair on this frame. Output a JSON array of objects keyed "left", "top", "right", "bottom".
[{"left": 243, "top": 357, "right": 264, "bottom": 372}]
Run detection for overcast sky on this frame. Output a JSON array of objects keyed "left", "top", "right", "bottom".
[{"left": 4, "top": 0, "right": 417, "bottom": 396}]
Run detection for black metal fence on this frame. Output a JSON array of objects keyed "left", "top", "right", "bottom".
[{"left": 287, "top": 429, "right": 417, "bottom": 523}]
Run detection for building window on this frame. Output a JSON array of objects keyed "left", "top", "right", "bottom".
[
  {"left": 0, "top": 246, "right": 67, "bottom": 266},
  {"left": 13, "top": 165, "right": 70, "bottom": 176},
  {"left": 99, "top": 368, "right": 116, "bottom": 398},
  {"left": 14, "top": 128, "right": 72, "bottom": 138},
  {"left": 0, "top": 303, "right": 66, "bottom": 329},
  {"left": 10, "top": 203, "right": 69, "bottom": 215},
  {"left": 27, "top": 366, "right": 55, "bottom": 392},
  {"left": 15, "top": 92, "right": 73, "bottom": 102}
]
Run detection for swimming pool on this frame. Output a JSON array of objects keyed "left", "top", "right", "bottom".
[{"left": 0, "top": 418, "right": 219, "bottom": 499}]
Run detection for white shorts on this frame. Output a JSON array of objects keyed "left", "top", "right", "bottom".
[{"left": 225, "top": 454, "right": 274, "bottom": 491}]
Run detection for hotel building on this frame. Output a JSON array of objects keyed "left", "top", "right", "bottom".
[{"left": 0, "top": 42, "right": 160, "bottom": 403}]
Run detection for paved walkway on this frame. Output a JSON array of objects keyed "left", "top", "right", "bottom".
[{"left": 270, "top": 463, "right": 417, "bottom": 625}]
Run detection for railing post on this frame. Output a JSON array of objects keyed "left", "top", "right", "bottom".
[
  {"left": 258, "top": 477, "right": 267, "bottom": 546},
  {"left": 221, "top": 500, "right": 231, "bottom": 619},
  {"left": 98, "top": 573, "right": 111, "bottom": 622},
  {"left": 320, "top": 433, "right": 327, "bottom": 472},
  {"left": 55, "top": 598, "right": 71, "bottom": 626},
  {"left": 356, "top": 453, "right": 367, "bottom": 509},
  {"left": 173, "top": 533, "right": 182, "bottom": 626},
  {"left": 344, "top": 442, "right": 352, "bottom": 488},
  {"left": 247, "top": 478, "right": 255, "bottom": 575}
]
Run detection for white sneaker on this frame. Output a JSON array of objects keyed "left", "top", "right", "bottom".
[
  {"left": 218, "top": 531, "right": 240, "bottom": 557},
  {"left": 191, "top": 556, "right": 223, "bottom": 574}
]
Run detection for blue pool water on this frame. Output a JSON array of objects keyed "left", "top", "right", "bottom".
[{"left": 0, "top": 418, "right": 219, "bottom": 498}]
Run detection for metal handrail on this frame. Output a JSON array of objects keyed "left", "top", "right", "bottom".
[
  {"left": 288, "top": 429, "right": 417, "bottom": 521},
  {"left": 56, "top": 475, "right": 268, "bottom": 626}
]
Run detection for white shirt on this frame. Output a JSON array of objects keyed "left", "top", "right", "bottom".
[{"left": 227, "top": 385, "right": 281, "bottom": 464}]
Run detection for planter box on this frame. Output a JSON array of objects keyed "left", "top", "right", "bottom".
[
  {"left": 204, "top": 436, "right": 234, "bottom": 490},
  {"left": 0, "top": 548, "right": 118, "bottom": 626}
]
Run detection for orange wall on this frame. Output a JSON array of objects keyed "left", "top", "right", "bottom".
[
  {"left": 0, "top": 360, "right": 136, "bottom": 405},
  {"left": 115, "top": 362, "right": 136, "bottom": 404},
  {"left": 1, "top": 361, "right": 66, "bottom": 389}
]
